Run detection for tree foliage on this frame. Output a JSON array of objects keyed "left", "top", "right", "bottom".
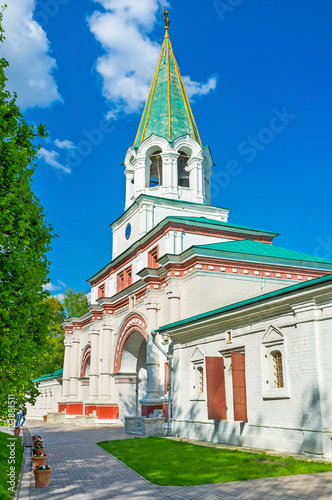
[
  {"left": 63, "top": 288, "right": 89, "bottom": 318},
  {"left": 32, "top": 297, "right": 66, "bottom": 379},
  {"left": 0, "top": 11, "right": 54, "bottom": 416}
]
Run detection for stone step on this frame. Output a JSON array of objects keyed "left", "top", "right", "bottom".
[{"left": 148, "top": 409, "right": 163, "bottom": 418}]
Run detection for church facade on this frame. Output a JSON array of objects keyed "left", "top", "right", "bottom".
[{"left": 57, "top": 18, "right": 332, "bottom": 456}]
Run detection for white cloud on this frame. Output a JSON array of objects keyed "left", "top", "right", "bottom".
[
  {"left": 1, "top": 0, "right": 62, "bottom": 109},
  {"left": 38, "top": 148, "right": 71, "bottom": 174},
  {"left": 53, "top": 293, "right": 64, "bottom": 301},
  {"left": 54, "top": 139, "right": 77, "bottom": 150},
  {"left": 43, "top": 282, "right": 61, "bottom": 292},
  {"left": 43, "top": 281, "right": 66, "bottom": 294},
  {"left": 88, "top": 1, "right": 216, "bottom": 119},
  {"left": 182, "top": 75, "right": 218, "bottom": 100}
]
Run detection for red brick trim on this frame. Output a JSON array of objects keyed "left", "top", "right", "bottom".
[
  {"left": 162, "top": 403, "right": 173, "bottom": 423},
  {"left": 113, "top": 314, "right": 147, "bottom": 373},
  {"left": 85, "top": 405, "right": 96, "bottom": 416},
  {"left": 59, "top": 403, "right": 83, "bottom": 416},
  {"left": 96, "top": 406, "right": 119, "bottom": 419},
  {"left": 80, "top": 345, "right": 91, "bottom": 377},
  {"left": 141, "top": 404, "right": 163, "bottom": 417}
]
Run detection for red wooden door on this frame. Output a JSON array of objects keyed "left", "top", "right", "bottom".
[
  {"left": 206, "top": 357, "right": 227, "bottom": 420},
  {"left": 231, "top": 352, "right": 247, "bottom": 421}
]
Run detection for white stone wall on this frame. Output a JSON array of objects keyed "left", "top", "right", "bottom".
[
  {"left": 170, "top": 292, "right": 332, "bottom": 458},
  {"left": 112, "top": 196, "right": 229, "bottom": 260},
  {"left": 26, "top": 379, "right": 62, "bottom": 420}
]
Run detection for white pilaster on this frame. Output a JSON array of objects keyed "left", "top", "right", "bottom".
[
  {"left": 62, "top": 338, "right": 72, "bottom": 399},
  {"left": 98, "top": 324, "right": 114, "bottom": 402},
  {"left": 88, "top": 331, "right": 100, "bottom": 402},
  {"left": 167, "top": 285, "right": 181, "bottom": 323},
  {"left": 174, "top": 231, "right": 184, "bottom": 254},
  {"left": 140, "top": 297, "right": 161, "bottom": 405},
  {"left": 125, "top": 168, "right": 134, "bottom": 209},
  {"left": 69, "top": 338, "right": 80, "bottom": 399}
]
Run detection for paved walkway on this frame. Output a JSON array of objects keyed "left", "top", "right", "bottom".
[{"left": 18, "top": 421, "right": 332, "bottom": 500}]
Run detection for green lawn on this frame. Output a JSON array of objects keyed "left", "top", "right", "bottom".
[
  {"left": 0, "top": 431, "right": 24, "bottom": 499},
  {"left": 97, "top": 437, "right": 332, "bottom": 486}
]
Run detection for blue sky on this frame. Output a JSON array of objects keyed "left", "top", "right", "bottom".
[{"left": 2, "top": 0, "right": 332, "bottom": 296}]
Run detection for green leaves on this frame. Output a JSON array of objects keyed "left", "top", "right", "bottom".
[
  {"left": 63, "top": 288, "right": 89, "bottom": 318},
  {"left": 0, "top": 12, "right": 54, "bottom": 415}
]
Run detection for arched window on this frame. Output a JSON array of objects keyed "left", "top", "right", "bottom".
[
  {"left": 149, "top": 150, "right": 162, "bottom": 187},
  {"left": 177, "top": 150, "right": 190, "bottom": 187},
  {"left": 272, "top": 350, "right": 284, "bottom": 388},
  {"left": 196, "top": 366, "right": 204, "bottom": 394}
]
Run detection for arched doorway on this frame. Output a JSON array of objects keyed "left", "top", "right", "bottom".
[
  {"left": 114, "top": 314, "right": 147, "bottom": 418},
  {"left": 80, "top": 345, "right": 91, "bottom": 404}
]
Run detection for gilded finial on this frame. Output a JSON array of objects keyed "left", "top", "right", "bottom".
[{"left": 163, "top": 6, "right": 170, "bottom": 30}]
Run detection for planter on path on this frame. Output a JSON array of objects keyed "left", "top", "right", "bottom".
[
  {"left": 32, "top": 446, "right": 45, "bottom": 455},
  {"left": 33, "top": 465, "right": 52, "bottom": 488},
  {"left": 32, "top": 454, "right": 47, "bottom": 469}
]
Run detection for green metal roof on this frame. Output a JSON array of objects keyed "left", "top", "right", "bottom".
[
  {"left": 195, "top": 239, "right": 332, "bottom": 264},
  {"left": 33, "top": 369, "right": 63, "bottom": 383},
  {"left": 133, "top": 28, "right": 201, "bottom": 147},
  {"left": 157, "top": 274, "right": 332, "bottom": 332}
]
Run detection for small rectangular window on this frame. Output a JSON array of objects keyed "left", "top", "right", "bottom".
[
  {"left": 98, "top": 284, "right": 105, "bottom": 298},
  {"left": 117, "top": 265, "right": 133, "bottom": 292},
  {"left": 148, "top": 246, "right": 159, "bottom": 269}
]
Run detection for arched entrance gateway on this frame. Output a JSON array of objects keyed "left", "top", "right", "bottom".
[{"left": 113, "top": 314, "right": 147, "bottom": 419}]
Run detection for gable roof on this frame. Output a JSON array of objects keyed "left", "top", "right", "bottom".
[{"left": 195, "top": 239, "right": 332, "bottom": 264}]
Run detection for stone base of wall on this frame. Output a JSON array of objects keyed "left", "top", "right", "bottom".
[
  {"left": 47, "top": 412, "right": 67, "bottom": 424},
  {"left": 75, "top": 412, "right": 97, "bottom": 427},
  {"left": 47, "top": 410, "right": 122, "bottom": 427},
  {"left": 171, "top": 419, "right": 332, "bottom": 457},
  {"left": 125, "top": 416, "right": 165, "bottom": 436}
]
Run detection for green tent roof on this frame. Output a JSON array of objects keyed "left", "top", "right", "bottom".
[
  {"left": 133, "top": 27, "right": 201, "bottom": 147},
  {"left": 33, "top": 368, "right": 63, "bottom": 383},
  {"left": 195, "top": 239, "right": 332, "bottom": 264}
]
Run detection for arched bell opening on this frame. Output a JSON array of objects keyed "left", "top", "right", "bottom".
[
  {"left": 148, "top": 149, "right": 163, "bottom": 187},
  {"left": 177, "top": 150, "right": 190, "bottom": 187}
]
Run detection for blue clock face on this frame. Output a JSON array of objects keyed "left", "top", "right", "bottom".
[{"left": 125, "top": 223, "right": 131, "bottom": 240}]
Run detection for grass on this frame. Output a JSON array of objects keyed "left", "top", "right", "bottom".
[
  {"left": 0, "top": 431, "right": 24, "bottom": 499},
  {"left": 97, "top": 437, "right": 332, "bottom": 486}
]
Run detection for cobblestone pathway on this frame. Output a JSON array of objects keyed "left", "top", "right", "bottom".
[{"left": 18, "top": 421, "right": 332, "bottom": 500}]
